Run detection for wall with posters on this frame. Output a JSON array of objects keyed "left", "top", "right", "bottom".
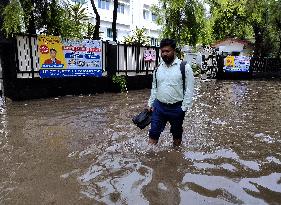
[{"left": 0, "top": 36, "right": 154, "bottom": 100}]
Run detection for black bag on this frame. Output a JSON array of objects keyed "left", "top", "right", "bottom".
[{"left": 132, "top": 109, "right": 152, "bottom": 129}]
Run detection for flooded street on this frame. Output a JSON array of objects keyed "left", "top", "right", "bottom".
[{"left": 0, "top": 80, "right": 281, "bottom": 205}]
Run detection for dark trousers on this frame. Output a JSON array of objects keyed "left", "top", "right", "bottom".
[{"left": 149, "top": 99, "right": 185, "bottom": 141}]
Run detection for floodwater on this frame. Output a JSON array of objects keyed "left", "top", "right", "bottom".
[{"left": 0, "top": 80, "right": 281, "bottom": 205}]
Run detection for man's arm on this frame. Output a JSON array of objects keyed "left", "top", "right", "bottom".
[
  {"left": 148, "top": 69, "right": 157, "bottom": 109},
  {"left": 181, "top": 64, "right": 195, "bottom": 111}
]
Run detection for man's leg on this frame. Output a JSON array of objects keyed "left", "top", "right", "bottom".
[
  {"left": 169, "top": 106, "right": 185, "bottom": 146},
  {"left": 149, "top": 100, "right": 167, "bottom": 144}
]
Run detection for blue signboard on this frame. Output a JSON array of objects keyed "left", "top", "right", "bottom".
[
  {"left": 223, "top": 56, "right": 251, "bottom": 72},
  {"left": 39, "top": 69, "right": 103, "bottom": 78}
]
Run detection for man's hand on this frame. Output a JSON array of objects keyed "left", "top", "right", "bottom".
[{"left": 148, "top": 107, "right": 154, "bottom": 112}]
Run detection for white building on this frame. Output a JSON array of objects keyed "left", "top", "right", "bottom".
[{"left": 68, "top": 0, "right": 161, "bottom": 46}]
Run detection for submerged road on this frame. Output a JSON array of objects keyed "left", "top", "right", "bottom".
[{"left": 0, "top": 79, "right": 281, "bottom": 204}]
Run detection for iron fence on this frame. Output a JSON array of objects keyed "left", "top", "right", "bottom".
[
  {"left": 3, "top": 34, "right": 160, "bottom": 79},
  {"left": 1, "top": 34, "right": 280, "bottom": 81},
  {"left": 250, "top": 57, "right": 281, "bottom": 73}
]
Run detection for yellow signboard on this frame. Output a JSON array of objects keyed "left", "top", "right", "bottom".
[
  {"left": 38, "top": 36, "right": 66, "bottom": 69},
  {"left": 225, "top": 56, "right": 235, "bottom": 67}
]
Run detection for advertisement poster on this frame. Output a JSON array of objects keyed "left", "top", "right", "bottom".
[
  {"left": 38, "top": 36, "right": 66, "bottom": 69},
  {"left": 38, "top": 36, "right": 102, "bottom": 78},
  {"left": 144, "top": 49, "right": 156, "bottom": 61},
  {"left": 223, "top": 56, "right": 251, "bottom": 72}
]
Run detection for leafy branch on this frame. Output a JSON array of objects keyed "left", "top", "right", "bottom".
[{"left": 112, "top": 75, "right": 127, "bottom": 93}]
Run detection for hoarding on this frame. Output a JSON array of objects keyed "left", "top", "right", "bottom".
[
  {"left": 223, "top": 56, "right": 251, "bottom": 72},
  {"left": 144, "top": 49, "right": 156, "bottom": 61},
  {"left": 38, "top": 36, "right": 102, "bottom": 78}
]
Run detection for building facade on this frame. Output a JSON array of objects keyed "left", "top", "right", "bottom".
[{"left": 69, "top": 0, "right": 161, "bottom": 46}]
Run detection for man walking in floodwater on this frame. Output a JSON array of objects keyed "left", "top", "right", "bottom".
[{"left": 148, "top": 38, "right": 195, "bottom": 146}]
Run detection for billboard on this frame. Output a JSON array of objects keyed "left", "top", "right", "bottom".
[
  {"left": 223, "top": 56, "right": 251, "bottom": 72},
  {"left": 38, "top": 36, "right": 102, "bottom": 78},
  {"left": 144, "top": 49, "right": 156, "bottom": 61}
]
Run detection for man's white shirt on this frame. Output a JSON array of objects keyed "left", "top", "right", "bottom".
[{"left": 148, "top": 58, "right": 195, "bottom": 111}]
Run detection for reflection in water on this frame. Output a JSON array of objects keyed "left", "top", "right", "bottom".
[
  {"left": 142, "top": 151, "right": 187, "bottom": 205},
  {"left": 0, "top": 80, "right": 281, "bottom": 204}
]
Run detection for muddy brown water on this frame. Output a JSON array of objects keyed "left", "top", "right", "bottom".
[{"left": 0, "top": 80, "right": 281, "bottom": 205}]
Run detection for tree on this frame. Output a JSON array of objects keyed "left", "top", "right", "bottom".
[
  {"left": 90, "top": 0, "right": 100, "bottom": 39},
  {"left": 45, "top": 0, "right": 64, "bottom": 36},
  {"left": 123, "top": 27, "right": 150, "bottom": 46},
  {"left": 244, "top": 0, "right": 270, "bottom": 56},
  {"left": 112, "top": 0, "right": 118, "bottom": 42},
  {"left": 1, "top": 0, "right": 25, "bottom": 37},
  {"left": 86, "top": 22, "right": 96, "bottom": 39},
  {"left": 18, "top": 0, "right": 36, "bottom": 34},
  {"left": 269, "top": 0, "right": 281, "bottom": 57},
  {"left": 0, "top": 0, "right": 10, "bottom": 39},
  {"left": 152, "top": 0, "right": 206, "bottom": 47},
  {"left": 1, "top": 0, "right": 60, "bottom": 36},
  {"left": 207, "top": 0, "right": 251, "bottom": 40},
  {"left": 67, "top": 3, "right": 88, "bottom": 38},
  {"left": 247, "top": 0, "right": 281, "bottom": 57},
  {"left": 206, "top": 0, "right": 281, "bottom": 57},
  {"left": 37, "top": 1, "right": 88, "bottom": 38}
]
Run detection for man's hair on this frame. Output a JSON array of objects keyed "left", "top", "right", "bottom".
[
  {"left": 50, "top": 48, "right": 57, "bottom": 53},
  {"left": 160, "top": 38, "right": 176, "bottom": 49}
]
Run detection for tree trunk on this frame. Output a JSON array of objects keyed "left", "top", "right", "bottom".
[
  {"left": 253, "top": 23, "right": 264, "bottom": 57},
  {"left": 278, "top": 33, "right": 281, "bottom": 59},
  {"left": 163, "top": 2, "right": 167, "bottom": 25},
  {"left": 27, "top": 10, "right": 37, "bottom": 34},
  {"left": 112, "top": 0, "right": 118, "bottom": 42},
  {"left": 19, "top": 0, "right": 36, "bottom": 34},
  {"left": 90, "top": 0, "right": 100, "bottom": 40}
]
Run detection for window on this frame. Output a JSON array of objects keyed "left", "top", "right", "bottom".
[
  {"left": 143, "top": 10, "right": 149, "bottom": 19},
  {"left": 151, "top": 38, "right": 159, "bottom": 46},
  {"left": 155, "top": 39, "right": 159, "bottom": 46},
  {"left": 117, "top": 3, "right": 125, "bottom": 14},
  {"left": 152, "top": 13, "right": 157, "bottom": 22},
  {"left": 98, "top": 0, "right": 110, "bottom": 10},
  {"left": 107, "top": 28, "right": 113, "bottom": 38}
]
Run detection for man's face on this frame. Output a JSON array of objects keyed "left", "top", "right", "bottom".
[
  {"left": 161, "top": 45, "right": 175, "bottom": 65},
  {"left": 50, "top": 50, "right": 56, "bottom": 59}
]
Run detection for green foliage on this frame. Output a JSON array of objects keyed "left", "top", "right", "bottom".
[
  {"left": 206, "top": 0, "right": 281, "bottom": 57},
  {"left": 1, "top": 0, "right": 24, "bottom": 37},
  {"left": 209, "top": 0, "right": 251, "bottom": 40},
  {"left": 112, "top": 75, "right": 127, "bottom": 93},
  {"left": 61, "top": 3, "right": 88, "bottom": 38},
  {"left": 41, "top": 2, "right": 88, "bottom": 39},
  {"left": 191, "top": 64, "right": 201, "bottom": 77},
  {"left": 265, "top": 0, "right": 281, "bottom": 57},
  {"left": 152, "top": 0, "right": 280, "bottom": 57},
  {"left": 44, "top": 0, "right": 64, "bottom": 36},
  {"left": 193, "top": 12, "right": 213, "bottom": 46},
  {"left": 86, "top": 22, "right": 96, "bottom": 39},
  {"left": 123, "top": 27, "right": 150, "bottom": 46},
  {"left": 1, "top": 0, "right": 88, "bottom": 39},
  {"left": 152, "top": 0, "right": 206, "bottom": 47}
]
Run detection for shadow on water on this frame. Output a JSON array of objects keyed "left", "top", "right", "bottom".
[{"left": 0, "top": 80, "right": 281, "bottom": 205}]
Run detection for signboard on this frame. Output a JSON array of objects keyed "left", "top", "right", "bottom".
[
  {"left": 38, "top": 36, "right": 102, "bottom": 78},
  {"left": 144, "top": 49, "right": 156, "bottom": 61},
  {"left": 223, "top": 56, "right": 251, "bottom": 72}
]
